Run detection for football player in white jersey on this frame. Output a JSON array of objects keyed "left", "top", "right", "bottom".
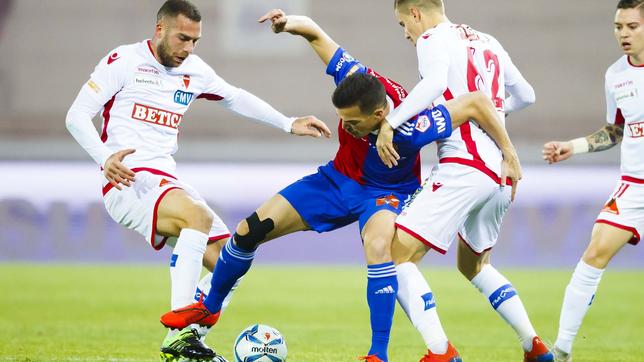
[
  {"left": 543, "top": 1, "right": 644, "bottom": 361},
  {"left": 65, "top": 1, "right": 330, "bottom": 361},
  {"left": 370, "top": 1, "right": 552, "bottom": 361}
]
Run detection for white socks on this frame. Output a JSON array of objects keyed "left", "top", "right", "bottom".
[
  {"left": 555, "top": 260, "right": 604, "bottom": 354},
  {"left": 471, "top": 264, "right": 537, "bottom": 351},
  {"left": 170, "top": 229, "right": 209, "bottom": 309},
  {"left": 396, "top": 262, "right": 449, "bottom": 354}
]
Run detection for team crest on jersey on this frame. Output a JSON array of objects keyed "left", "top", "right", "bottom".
[
  {"left": 183, "top": 75, "right": 191, "bottom": 89},
  {"left": 415, "top": 115, "right": 432, "bottom": 132},
  {"left": 376, "top": 194, "right": 400, "bottom": 208},
  {"left": 131, "top": 103, "right": 183, "bottom": 129},
  {"left": 174, "top": 90, "right": 194, "bottom": 106},
  {"left": 628, "top": 121, "right": 644, "bottom": 138}
]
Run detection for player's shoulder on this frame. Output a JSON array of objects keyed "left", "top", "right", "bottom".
[
  {"left": 183, "top": 53, "right": 210, "bottom": 70},
  {"left": 369, "top": 69, "right": 408, "bottom": 104},
  {"left": 179, "top": 53, "right": 218, "bottom": 81},
  {"left": 101, "top": 40, "right": 145, "bottom": 66},
  {"left": 606, "top": 56, "right": 630, "bottom": 77},
  {"left": 477, "top": 30, "right": 504, "bottom": 48},
  {"left": 418, "top": 23, "right": 452, "bottom": 44}
]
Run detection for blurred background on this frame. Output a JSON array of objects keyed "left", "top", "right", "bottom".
[{"left": 1, "top": 0, "right": 641, "bottom": 267}]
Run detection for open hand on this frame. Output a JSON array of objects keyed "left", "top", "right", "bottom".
[
  {"left": 376, "top": 121, "right": 399, "bottom": 168},
  {"left": 291, "top": 116, "right": 332, "bottom": 138},
  {"left": 103, "top": 149, "right": 136, "bottom": 191},
  {"left": 500, "top": 150, "right": 522, "bottom": 201}
]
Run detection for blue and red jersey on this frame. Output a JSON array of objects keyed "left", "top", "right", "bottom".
[{"left": 325, "top": 47, "right": 453, "bottom": 194}]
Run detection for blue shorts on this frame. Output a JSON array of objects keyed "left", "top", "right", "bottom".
[{"left": 278, "top": 162, "right": 412, "bottom": 233}]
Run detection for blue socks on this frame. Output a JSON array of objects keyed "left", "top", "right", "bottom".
[
  {"left": 366, "top": 262, "right": 398, "bottom": 361},
  {"left": 203, "top": 238, "right": 254, "bottom": 313}
]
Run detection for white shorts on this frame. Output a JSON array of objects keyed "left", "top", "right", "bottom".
[
  {"left": 102, "top": 168, "right": 230, "bottom": 250},
  {"left": 595, "top": 176, "right": 644, "bottom": 245},
  {"left": 395, "top": 163, "right": 512, "bottom": 255}
]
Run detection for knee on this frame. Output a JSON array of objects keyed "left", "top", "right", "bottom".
[
  {"left": 391, "top": 238, "right": 425, "bottom": 265},
  {"left": 235, "top": 219, "right": 249, "bottom": 236},
  {"left": 234, "top": 212, "right": 275, "bottom": 252},
  {"left": 581, "top": 245, "right": 610, "bottom": 269},
  {"left": 363, "top": 236, "right": 392, "bottom": 264}
]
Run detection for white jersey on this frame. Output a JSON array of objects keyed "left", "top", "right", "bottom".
[
  {"left": 605, "top": 56, "right": 644, "bottom": 180},
  {"left": 420, "top": 24, "right": 519, "bottom": 177},
  {"left": 67, "top": 39, "right": 293, "bottom": 175},
  {"left": 387, "top": 23, "right": 533, "bottom": 182}
]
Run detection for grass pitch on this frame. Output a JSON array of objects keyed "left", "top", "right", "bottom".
[{"left": 1, "top": 264, "right": 643, "bottom": 361}]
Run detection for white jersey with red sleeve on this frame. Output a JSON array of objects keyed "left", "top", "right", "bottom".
[
  {"left": 604, "top": 56, "right": 644, "bottom": 180},
  {"left": 68, "top": 39, "right": 293, "bottom": 175}
]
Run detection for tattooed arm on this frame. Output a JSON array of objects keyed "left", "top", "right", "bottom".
[
  {"left": 586, "top": 123, "right": 624, "bottom": 152},
  {"left": 542, "top": 123, "right": 624, "bottom": 164}
]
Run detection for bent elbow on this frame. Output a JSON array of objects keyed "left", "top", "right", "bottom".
[
  {"left": 65, "top": 108, "right": 76, "bottom": 132},
  {"left": 65, "top": 106, "right": 83, "bottom": 134},
  {"left": 524, "top": 86, "right": 536, "bottom": 105}
]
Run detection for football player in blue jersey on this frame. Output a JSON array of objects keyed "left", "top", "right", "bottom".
[{"left": 161, "top": 9, "right": 520, "bottom": 362}]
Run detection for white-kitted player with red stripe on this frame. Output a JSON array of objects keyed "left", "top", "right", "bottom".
[
  {"left": 65, "top": 1, "right": 330, "bottom": 360},
  {"left": 543, "top": 1, "right": 644, "bottom": 360},
  {"left": 370, "top": 1, "right": 552, "bottom": 361}
]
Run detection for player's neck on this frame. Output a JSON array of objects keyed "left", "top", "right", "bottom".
[
  {"left": 149, "top": 37, "right": 162, "bottom": 65},
  {"left": 629, "top": 53, "right": 644, "bottom": 66},
  {"left": 423, "top": 13, "right": 449, "bottom": 32}
]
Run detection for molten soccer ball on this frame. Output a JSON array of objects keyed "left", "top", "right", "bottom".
[{"left": 233, "top": 324, "right": 287, "bottom": 362}]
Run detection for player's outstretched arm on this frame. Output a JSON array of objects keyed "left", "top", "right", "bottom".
[
  {"left": 259, "top": 9, "right": 339, "bottom": 66},
  {"left": 542, "top": 124, "right": 624, "bottom": 164},
  {"left": 445, "top": 91, "right": 521, "bottom": 200}
]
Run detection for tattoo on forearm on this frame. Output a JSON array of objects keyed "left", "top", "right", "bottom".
[{"left": 587, "top": 124, "right": 624, "bottom": 152}]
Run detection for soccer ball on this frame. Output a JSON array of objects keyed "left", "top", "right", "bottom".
[{"left": 233, "top": 324, "right": 287, "bottom": 362}]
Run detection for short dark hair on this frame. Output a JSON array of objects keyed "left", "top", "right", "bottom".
[
  {"left": 617, "top": 0, "right": 644, "bottom": 11},
  {"left": 157, "top": 0, "right": 201, "bottom": 23},
  {"left": 394, "top": 0, "right": 444, "bottom": 12},
  {"left": 332, "top": 73, "right": 387, "bottom": 114}
]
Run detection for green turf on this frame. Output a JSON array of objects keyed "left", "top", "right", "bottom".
[{"left": 1, "top": 264, "right": 643, "bottom": 361}]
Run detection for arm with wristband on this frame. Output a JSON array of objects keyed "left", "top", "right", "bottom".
[{"left": 542, "top": 74, "right": 624, "bottom": 164}]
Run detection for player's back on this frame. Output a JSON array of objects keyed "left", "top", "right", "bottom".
[{"left": 419, "top": 23, "right": 511, "bottom": 178}]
